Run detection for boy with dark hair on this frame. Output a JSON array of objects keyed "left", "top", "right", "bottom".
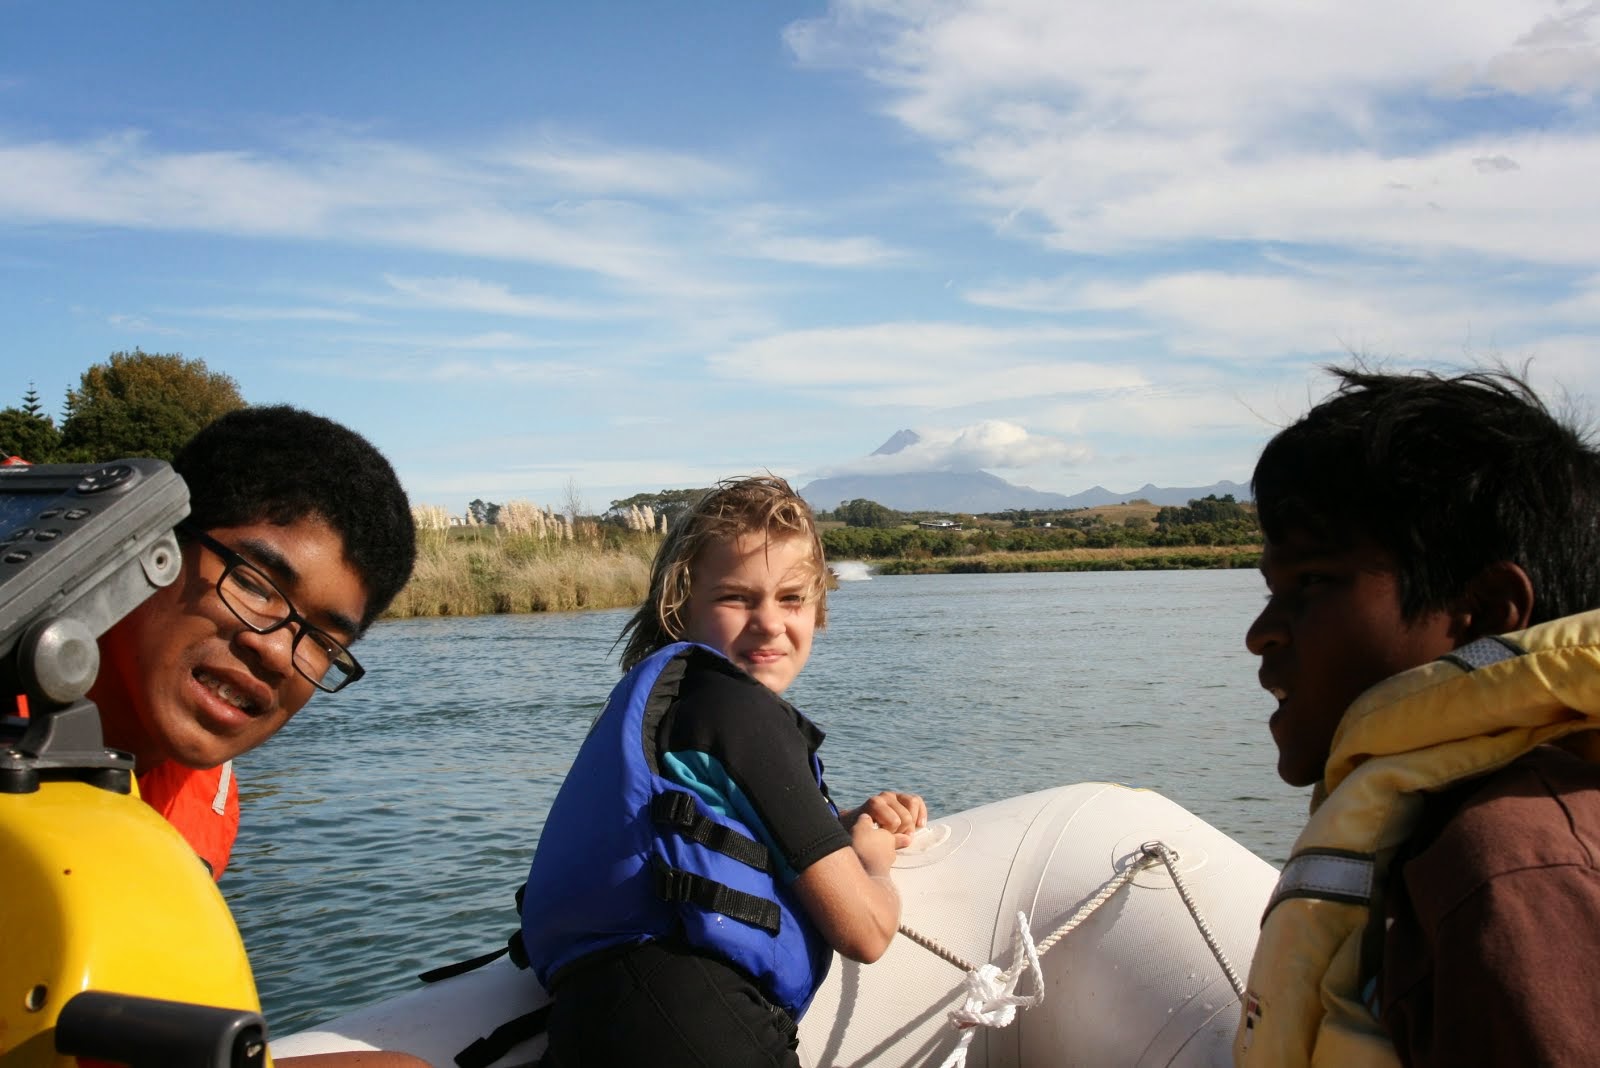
[
  {"left": 1236, "top": 367, "right": 1600, "bottom": 1067},
  {"left": 89, "top": 405, "right": 417, "bottom": 878}
]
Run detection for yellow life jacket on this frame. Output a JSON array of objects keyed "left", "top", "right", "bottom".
[{"left": 1235, "top": 609, "right": 1600, "bottom": 1068}]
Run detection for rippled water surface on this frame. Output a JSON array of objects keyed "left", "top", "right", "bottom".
[{"left": 225, "top": 568, "right": 1305, "bottom": 1035}]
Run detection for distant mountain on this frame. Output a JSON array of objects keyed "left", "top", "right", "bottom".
[
  {"left": 1056, "top": 480, "right": 1252, "bottom": 509},
  {"left": 802, "top": 471, "right": 1078, "bottom": 513},
  {"left": 801, "top": 472, "right": 1248, "bottom": 514},
  {"left": 872, "top": 429, "right": 922, "bottom": 456},
  {"left": 801, "top": 429, "right": 1249, "bottom": 513}
]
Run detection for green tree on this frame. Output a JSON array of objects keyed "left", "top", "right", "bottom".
[
  {"left": 20, "top": 383, "right": 45, "bottom": 419},
  {"left": 58, "top": 350, "right": 246, "bottom": 462},
  {"left": 837, "top": 498, "right": 899, "bottom": 528},
  {"left": 0, "top": 405, "right": 61, "bottom": 461},
  {"left": 608, "top": 488, "right": 707, "bottom": 524},
  {"left": 1155, "top": 494, "right": 1252, "bottom": 528}
]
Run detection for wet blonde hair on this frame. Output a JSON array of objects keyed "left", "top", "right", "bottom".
[{"left": 619, "top": 475, "right": 829, "bottom": 671}]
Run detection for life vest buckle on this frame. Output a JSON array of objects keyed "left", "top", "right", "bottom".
[
  {"left": 652, "top": 790, "right": 698, "bottom": 829},
  {"left": 651, "top": 855, "right": 694, "bottom": 902}
]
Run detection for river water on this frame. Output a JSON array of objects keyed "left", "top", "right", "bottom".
[{"left": 224, "top": 567, "right": 1305, "bottom": 1036}]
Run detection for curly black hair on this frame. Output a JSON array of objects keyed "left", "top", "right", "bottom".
[
  {"left": 1253, "top": 366, "right": 1600, "bottom": 625},
  {"left": 173, "top": 405, "right": 415, "bottom": 631}
]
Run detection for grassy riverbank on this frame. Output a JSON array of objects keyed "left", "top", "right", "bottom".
[
  {"left": 385, "top": 529, "right": 661, "bottom": 618},
  {"left": 383, "top": 532, "right": 1260, "bottom": 619},
  {"left": 870, "top": 544, "right": 1260, "bottom": 575}
]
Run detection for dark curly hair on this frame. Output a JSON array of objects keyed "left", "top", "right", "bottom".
[
  {"left": 173, "top": 405, "right": 415, "bottom": 631},
  {"left": 1253, "top": 366, "right": 1600, "bottom": 625}
]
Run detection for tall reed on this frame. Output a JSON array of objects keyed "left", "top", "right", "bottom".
[{"left": 385, "top": 528, "right": 659, "bottom": 618}]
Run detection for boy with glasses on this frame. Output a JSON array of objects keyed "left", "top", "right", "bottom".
[{"left": 88, "top": 404, "right": 416, "bottom": 879}]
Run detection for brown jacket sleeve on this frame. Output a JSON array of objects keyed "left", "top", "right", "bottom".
[{"left": 1380, "top": 746, "right": 1600, "bottom": 1067}]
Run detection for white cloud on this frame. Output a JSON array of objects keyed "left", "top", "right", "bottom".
[
  {"left": 272, "top": 341, "right": 603, "bottom": 384},
  {"left": 176, "top": 305, "right": 368, "bottom": 323},
  {"left": 706, "top": 321, "right": 1148, "bottom": 407},
  {"left": 0, "top": 121, "right": 915, "bottom": 310},
  {"left": 818, "top": 418, "right": 1089, "bottom": 475},
  {"left": 1067, "top": 272, "right": 1511, "bottom": 359},
  {"left": 969, "top": 264, "right": 1600, "bottom": 362},
  {"left": 720, "top": 207, "right": 905, "bottom": 267},
  {"left": 1551, "top": 273, "right": 1600, "bottom": 318},
  {"left": 0, "top": 130, "right": 746, "bottom": 300},
  {"left": 1039, "top": 379, "right": 1296, "bottom": 440},
  {"left": 379, "top": 274, "right": 629, "bottom": 320},
  {"left": 1506, "top": 335, "right": 1600, "bottom": 408},
  {"left": 492, "top": 135, "right": 743, "bottom": 198},
  {"left": 105, "top": 312, "right": 181, "bottom": 335},
  {"left": 787, "top": 1, "right": 1600, "bottom": 266},
  {"left": 1440, "top": 3, "right": 1600, "bottom": 96},
  {"left": 743, "top": 232, "right": 902, "bottom": 267},
  {"left": 0, "top": 132, "right": 339, "bottom": 232}
]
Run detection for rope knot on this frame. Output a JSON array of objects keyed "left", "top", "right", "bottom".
[
  {"left": 937, "top": 912, "right": 1043, "bottom": 1068},
  {"left": 915, "top": 838, "right": 1243, "bottom": 1068}
]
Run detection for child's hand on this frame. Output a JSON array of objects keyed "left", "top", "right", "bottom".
[
  {"left": 849, "top": 812, "right": 898, "bottom": 876},
  {"left": 846, "top": 791, "right": 929, "bottom": 849}
]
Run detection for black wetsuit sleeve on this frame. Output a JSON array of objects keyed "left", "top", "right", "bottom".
[{"left": 662, "top": 654, "right": 851, "bottom": 876}]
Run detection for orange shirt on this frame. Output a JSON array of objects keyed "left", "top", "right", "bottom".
[{"left": 135, "top": 760, "right": 240, "bottom": 879}]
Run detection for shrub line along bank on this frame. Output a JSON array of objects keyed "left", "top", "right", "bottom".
[
  {"left": 381, "top": 529, "right": 1261, "bottom": 621},
  {"left": 868, "top": 545, "right": 1261, "bottom": 576}
]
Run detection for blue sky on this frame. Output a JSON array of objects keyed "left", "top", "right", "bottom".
[{"left": 5, "top": 1, "right": 1600, "bottom": 515}]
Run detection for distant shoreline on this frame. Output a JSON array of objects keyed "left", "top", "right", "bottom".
[
  {"left": 863, "top": 544, "right": 1260, "bottom": 576},
  {"left": 380, "top": 533, "right": 1262, "bottom": 621}
]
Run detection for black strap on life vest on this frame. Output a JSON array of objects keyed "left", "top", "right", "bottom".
[
  {"left": 418, "top": 883, "right": 548, "bottom": 1068},
  {"left": 651, "top": 789, "right": 772, "bottom": 871},
  {"left": 650, "top": 855, "right": 781, "bottom": 934},
  {"left": 418, "top": 886, "right": 530, "bottom": 984},
  {"left": 452, "top": 1002, "right": 552, "bottom": 1068},
  {"left": 416, "top": 927, "right": 529, "bottom": 984}
]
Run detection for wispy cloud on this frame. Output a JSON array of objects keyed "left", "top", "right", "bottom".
[
  {"left": 491, "top": 134, "right": 744, "bottom": 198},
  {"left": 742, "top": 232, "right": 902, "bottom": 267},
  {"left": 106, "top": 312, "right": 181, "bottom": 335},
  {"left": 285, "top": 346, "right": 602, "bottom": 383},
  {"left": 969, "top": 261, "right": 1600, "bottom": 375},
  {"left": 379, "top": 274, "right": 631, "bottom": 320},
  {"left": 0, "top": 129, "right": 749, "bottom": 299},
  {"left": 175, "top": 304, "right": 369, "bottom": 323},
  {"left": 787, "top": 1, "right": 1600, "bottom": 264},
  {"left": 707, "top": 321, "right": 1148, "bottom": 407},
  {"left": 721, "top": 207, "right": 905, "bottom": 267}
]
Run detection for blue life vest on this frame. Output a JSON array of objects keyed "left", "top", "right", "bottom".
[{"left": 519, "top": 642, "right": 837, "bottom": 1019}]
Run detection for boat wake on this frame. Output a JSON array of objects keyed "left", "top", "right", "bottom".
[{"left": 830, "top": 560, "right": 873, "bottom": 582}]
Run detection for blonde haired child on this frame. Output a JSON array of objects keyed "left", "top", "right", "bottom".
[{"left": 521, "top": 475, "right": 924, "bottom": 1066}]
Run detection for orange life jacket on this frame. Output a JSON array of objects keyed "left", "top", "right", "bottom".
[{"left": 135, "top": 759, "right": 240, "bottom": 879}]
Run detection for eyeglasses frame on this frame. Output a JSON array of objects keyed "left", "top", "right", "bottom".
[{"left": 176, "top": 522, "right": 366, "bottom": 693}]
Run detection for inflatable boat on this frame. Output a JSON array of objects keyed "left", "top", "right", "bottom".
[{"left": 273, "top": 782, "right": 1278, "bottom": 1067}]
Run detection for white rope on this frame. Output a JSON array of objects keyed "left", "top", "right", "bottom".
[
  {"left": 907, "top": 839, "right": 1244, "bottom": 1066},
  {"left": 934, "top": 911, "right": 1044, "bottom": 1068},
  {"left": 1141, "top": 841, "right": 1246, "bottom": 1000}
]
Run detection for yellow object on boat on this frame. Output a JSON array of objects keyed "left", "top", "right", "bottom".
[{"left": 0, "top": 777, "right": 267, "bottom": 1066}]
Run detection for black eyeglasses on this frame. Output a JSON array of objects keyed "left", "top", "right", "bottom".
[{"left": 178, "top": 523, "right": 365, "bottom": 693}]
